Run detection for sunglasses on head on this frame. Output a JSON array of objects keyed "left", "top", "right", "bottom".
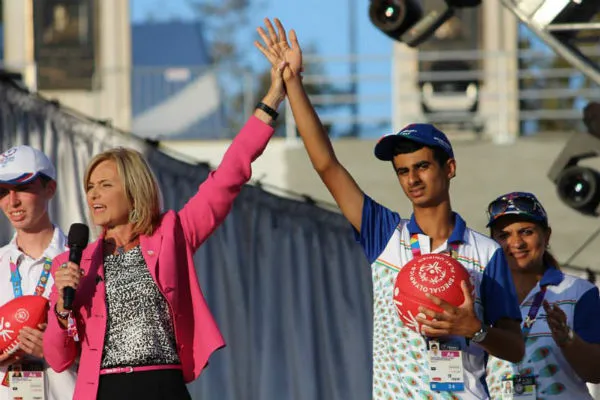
[{"left": 487, "top": 196, "right": 540, "bottom": 221}]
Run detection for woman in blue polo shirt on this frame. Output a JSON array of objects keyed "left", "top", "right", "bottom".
[{"left": 485, "top": 191, "right": 600, "bottom": 399}]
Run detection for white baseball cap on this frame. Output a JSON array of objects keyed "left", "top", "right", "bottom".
[{"left": 0, "top": 145, "right": 56, "bottom": 185}]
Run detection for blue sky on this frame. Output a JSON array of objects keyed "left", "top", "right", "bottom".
[
  {"left": 130, "top": 0, "right": 392, "bottom": 58},
  {"left": 129, "top": 1, "right": 594, "bottom": 138},
  {"left": 130, "top": 0, "right": 395, "bottom": 137}
]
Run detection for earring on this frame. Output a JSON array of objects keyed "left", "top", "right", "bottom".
[{"left": 129, "top": 208, "right": 140, "bottom": 223}]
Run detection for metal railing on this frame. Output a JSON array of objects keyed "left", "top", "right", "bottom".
[
  {"left": 3, "top": 43, "right": 598, "bottom": 141},
  {"left": 285, "top": 46, "right": 599, "bottom": 142}
]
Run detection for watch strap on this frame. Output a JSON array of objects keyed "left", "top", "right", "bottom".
[
  {"left": 256, "top": 102, "right": 279, "bottom": 120},
  {"left": 470, "top": 323, "right": 488, "bottom": 343}
]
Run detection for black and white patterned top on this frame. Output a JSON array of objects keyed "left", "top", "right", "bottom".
[{"left": 100, "top": 246, "right": 180, "bottom": 368}]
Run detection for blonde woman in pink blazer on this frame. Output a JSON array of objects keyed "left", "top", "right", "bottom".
[{"left": 43, "top": 61, "right": 289, "bottom": 400}]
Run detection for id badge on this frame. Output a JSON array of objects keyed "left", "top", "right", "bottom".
[
  {"left": 500, "top": 375, "right": 536, "bottom": 399},
  {"left": 9, "top": 370, "right": 46, "bottom": 400},
  {"left": 427, "top": 339, "right": 464, "bottom": 392}
]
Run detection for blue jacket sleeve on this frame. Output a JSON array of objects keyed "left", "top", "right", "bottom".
[
  {"left": 353, "top": 194, "right": 400, "bottom": 264},
  {"left": 480, "top": 248, "right": 522, "bottom": 325},
  {"left": 573, "top": 286, "right": 600, "bottom": 344}
]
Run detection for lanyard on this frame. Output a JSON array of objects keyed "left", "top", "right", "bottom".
[
  {"left": 410, "top": 233, "right": 460, "bottom": 260},
  {"left": 9, "top": 255, "right": 52, "bottom": 297},
  {"left": 521, "top": 286, "right": 547, "bottom": 338},
  {"left": 514, "top": 285, "right": 548, "bottom": 375}
]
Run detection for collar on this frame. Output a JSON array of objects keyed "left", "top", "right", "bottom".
[
  {"left": 7, "top": 226, "right": 67, "bottom": 261},
  {"left": 539, "top": 265, "right": 564, "bottom": 287},
  {"left": 407, "top": 212, "right": 467, "bottom": 244}
]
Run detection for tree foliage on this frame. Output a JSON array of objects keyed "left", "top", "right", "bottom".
[
  {"left": 186, "top": 0, "right": 254, "bottom": 66},
  {"left": 186, "top": 1, "right": 352, "bottom": 137}
]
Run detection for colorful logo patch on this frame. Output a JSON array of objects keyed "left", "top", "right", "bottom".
[{"left": 0, "top": 148, "right": 17, "bottom": 168}]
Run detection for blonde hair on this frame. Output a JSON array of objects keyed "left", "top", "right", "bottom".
[{"left": 84, "top": 147, "right": 161, "bottom": 236}]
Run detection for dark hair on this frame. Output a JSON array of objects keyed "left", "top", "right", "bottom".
[
  {"left": 543, "top": 250, "right": 560, "bottom": 270},
  {"left": 530, "top": 221, "right": 559, "bottom": 269},
  {"left": 391, "top": 139, "right": 450, "bottom": 167},
  {"left": 38, "top": 174, "right": 53, "bottom": 187}
]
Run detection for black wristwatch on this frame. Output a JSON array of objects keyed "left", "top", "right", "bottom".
[
  {"left": 256, "top": 102, "right": 279, "bottom": 120},
  {"left": 470, "top": 323, "right": 489, "bottom": 343}
]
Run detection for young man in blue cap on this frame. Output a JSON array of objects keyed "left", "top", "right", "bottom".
[
  {"left": 254, "top": 17, "right": 525, "bottom": 399},
  {"left": 0, "top": 145, "right": 76, "bottom": 400}
]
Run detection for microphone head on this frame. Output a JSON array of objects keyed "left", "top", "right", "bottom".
[{"left": 68, "top": 223, "right": 89, "bottom": 248}]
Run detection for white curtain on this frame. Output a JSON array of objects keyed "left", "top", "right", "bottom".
[{"left": 0, "top": 78, "right": 374, "bottom": 400}]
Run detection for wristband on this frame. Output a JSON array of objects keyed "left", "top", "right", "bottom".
[
  {"left": 54, "top": 304, "right": 70, "bottom": 320},
  {"left": 256, "top": 102, "right": 279, "bottom": 120}
]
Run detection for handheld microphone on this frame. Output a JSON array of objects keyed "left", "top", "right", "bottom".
[{"left": 63, "top": 223, "right": 89, "bottom": 310}]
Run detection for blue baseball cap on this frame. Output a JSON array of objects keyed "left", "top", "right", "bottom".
[
  {"left": 486, "top": 191, "right": 548, "bottom": 227},
  {"left": 374, "top": 123, "right": 454, "bottom": 161}
]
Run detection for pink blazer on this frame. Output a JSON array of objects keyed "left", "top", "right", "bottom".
[{"left": 44, "top": 116, "right": 274, "bottom": 399}]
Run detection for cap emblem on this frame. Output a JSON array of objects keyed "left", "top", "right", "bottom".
[{"left": 0, "top": 148, "right": 17, "bottom": 169}]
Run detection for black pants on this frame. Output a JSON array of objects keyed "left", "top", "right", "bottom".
[{"left": 97, "top": 369, "right": 191, "bottom": 400}]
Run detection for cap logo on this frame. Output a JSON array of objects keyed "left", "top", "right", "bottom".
[
  {"left": 399, "top": 129, "right": 417, "bottom": 136},
  {"left": 433, "top": 137, "right": 451, "bottom": 150},
  {"left": 0, "top": 148, "right": 17, "bottom": 169}
]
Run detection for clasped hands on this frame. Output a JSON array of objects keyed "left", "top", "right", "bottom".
[{"left": 254, "top": 18, "right": 303, "bottom": 84}]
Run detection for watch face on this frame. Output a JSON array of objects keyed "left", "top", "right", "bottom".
[{"left": 472, "top": 326, "right": 487, "bottom": 343}]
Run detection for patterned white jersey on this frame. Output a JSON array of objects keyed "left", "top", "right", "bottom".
[{"left": 355, "top": 196, "right": 521, "bottom": 399}]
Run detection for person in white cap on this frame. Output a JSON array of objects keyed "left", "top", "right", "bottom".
[{"left": 0, "top": 145, "right": 76, "bottom": 400}]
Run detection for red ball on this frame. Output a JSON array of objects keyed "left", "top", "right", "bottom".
[
  {"left": 0, "top": 295, "right": 49, "bottom": 355},
  {"left": 393, "top": 253, "right": 472, "bottom": 334}
]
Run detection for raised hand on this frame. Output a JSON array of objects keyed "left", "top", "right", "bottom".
[
  {"left": 416, "top": 281, "right": 482, "bottom": 338},
  {"left": 543, "top": 300, "right": 573, "bottom": 347},
  {"left": 254, "top": 18, "right": 303, "bottom": 82}
]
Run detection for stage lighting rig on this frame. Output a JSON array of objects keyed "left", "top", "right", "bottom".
[
  {"left": 501, "top": 0, "right": 600, "bottom": 85},
  {"left": 368, "top": 0, "right": 481, "bottom": 47},
  {"left": 548, "top": 103, "right": 600, "bottom": 216},
  {"left": 501, "top": 1, "right": 600, "bottom": 216}
]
